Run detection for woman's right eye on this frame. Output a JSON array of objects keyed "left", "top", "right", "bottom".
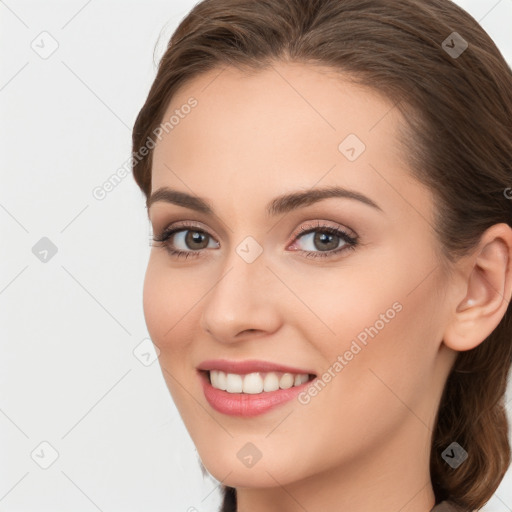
[{"left": 152, "top": 226, "right": 220, "bottom": 259}]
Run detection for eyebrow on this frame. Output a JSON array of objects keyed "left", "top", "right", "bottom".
[{"left": 147, "top": 185, "right": 383, "bottom": 216}]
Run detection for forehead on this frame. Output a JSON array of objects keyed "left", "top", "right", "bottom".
[
  {"left": 150, "top": 61, "right": 434, "bottom": 225},
  {"left": 156, "top": 62, "right": 399, "bottom": 155}
]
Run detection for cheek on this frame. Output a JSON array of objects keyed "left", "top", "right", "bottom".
[
  {"left": 142, "top": 257, "right": 201, "bottom": 407},
  {"left": 327, "top": 268, "right": 442, "bottom": 425},
  {"left": 142, "top": 256, "right": 195, "bottom": 349},
  {"left": 142, "top": 260, "right": 167, "bottom": 344},
  {"left": 321, "top": 244, "right": 440, "bottom": 352},
  {"left": 303, "top": 249, "right": 440, "bottom": 399},
  {"left": 287, "top": 261, "right": 400, "bottom": 358}
]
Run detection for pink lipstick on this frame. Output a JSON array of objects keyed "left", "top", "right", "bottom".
[{"left": 197, "top": 359, "right": 316, "bottom": 417}]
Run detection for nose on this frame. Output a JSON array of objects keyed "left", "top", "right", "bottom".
[{"left": 199, "top": 245, "right": 282, "bottom": 343}]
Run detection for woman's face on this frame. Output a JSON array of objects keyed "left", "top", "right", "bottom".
[{"left": 144, "top": 62, "right": 458, "bottom": 491}]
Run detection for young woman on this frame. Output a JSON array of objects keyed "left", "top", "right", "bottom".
[{"left": 131, "top": 1, "right": 512, "bottom": 510}]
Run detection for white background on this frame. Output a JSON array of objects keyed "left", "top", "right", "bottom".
[{"left": 1, "top": 1, "right": 511, "bottom": 511}]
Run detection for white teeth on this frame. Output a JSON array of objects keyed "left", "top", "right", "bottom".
[
  {"left": 263, "top": 372, "right": 280, "bottom": 392},
  {"left": 242, "top": 372, "right": 264, "bottom": 394},
  {"left": 279, "top": 373, "right": 294, "bottom": 389},
  {"left": 210, "top": 370, "right": 227, "bottom": 390},
  {"left": 209, "top": 370, "right": 312, "bottom": 393},
  {"left": 225, "top": 373, "right": 243, "bottom": 393}
]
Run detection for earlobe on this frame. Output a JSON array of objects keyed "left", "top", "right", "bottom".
[{"left": 443, "top": 223, "right": 512, "bottom": 352}]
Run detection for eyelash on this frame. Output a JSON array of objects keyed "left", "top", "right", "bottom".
[{"left": 151, "top": 221, "right": 359, "bottom": 260}]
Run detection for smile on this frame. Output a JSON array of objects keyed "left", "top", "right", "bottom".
[
  {"left": 208, "top": 369, "right": 313, "bottom": 393},
  {"left": 198, "top": 368, "right": 317, "bottom": 417}
]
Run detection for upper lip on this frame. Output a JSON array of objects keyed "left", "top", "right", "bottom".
[{"left": 197, "top": 359, "right": 316, "bottom": 375}]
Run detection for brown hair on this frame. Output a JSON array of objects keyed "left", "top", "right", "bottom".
[{"left": 131, "top": 0, "right": 512, "bottom": 510}]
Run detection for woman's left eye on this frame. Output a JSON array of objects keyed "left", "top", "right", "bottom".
[
  {"left": 290, "top": 224, "right": 359, "bottom": 259},
  {"left": 152, "top": 222, "right": 359, "bottom": 260}
]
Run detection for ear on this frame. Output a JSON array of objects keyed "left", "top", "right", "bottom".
[{"left": 443, "top": 223, "right": 512, "bottom": 352}]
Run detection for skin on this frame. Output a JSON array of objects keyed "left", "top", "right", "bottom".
[{"left": 143, "top": 61, "right": 512, "bottom": 512}]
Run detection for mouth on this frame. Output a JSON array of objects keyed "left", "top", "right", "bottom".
[{"left": 197, "top": 367, "right": 318, "bottom": 417}]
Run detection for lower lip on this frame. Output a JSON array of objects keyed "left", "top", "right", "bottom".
[{"left": 199, "top": 371, "right": 315, "bottom": 417}]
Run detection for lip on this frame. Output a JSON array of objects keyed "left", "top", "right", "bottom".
[
  {"left": 198, "top": 371, "right": 315, "bottom": 417},
  {"left": 196, "top": 358, "right": 315, "bottom": 375}
]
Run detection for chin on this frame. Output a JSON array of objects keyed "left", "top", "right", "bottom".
[{"left": 198, "top": 446, "right": 309, "bottom": 489}]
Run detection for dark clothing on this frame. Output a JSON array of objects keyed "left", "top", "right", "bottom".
[{"left": 431, "top": 501, "right": 470, "bottom": 512}]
